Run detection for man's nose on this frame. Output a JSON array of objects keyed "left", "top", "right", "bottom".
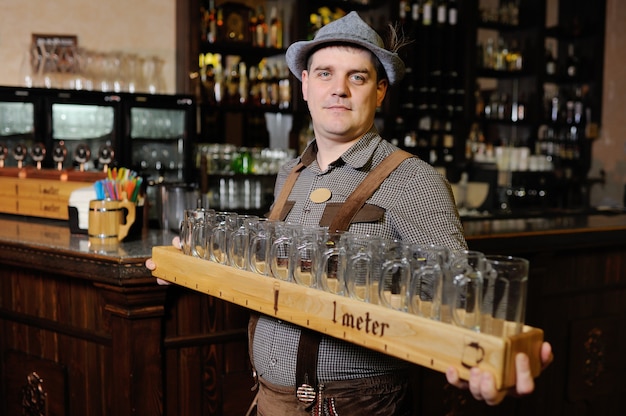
[{"left": 331, "top": 78, "right": 349, "bottom": 97}]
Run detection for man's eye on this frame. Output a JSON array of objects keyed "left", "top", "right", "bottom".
[{"left": 351, "top": 74, "right": 366, "bottom": 83}]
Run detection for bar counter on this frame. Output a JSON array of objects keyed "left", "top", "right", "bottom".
[
  {"left": 1, "top": 213, "right": 625, "bottom": 415},
  {"left": 464, "top": 212, "right": 626, "bottom": 251}
]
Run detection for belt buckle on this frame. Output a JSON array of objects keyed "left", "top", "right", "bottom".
[{"left": 296, "top": 383, "right": 316, "bottom": 404}]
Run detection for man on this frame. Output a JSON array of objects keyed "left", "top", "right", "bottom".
[{"left": 148, "top": 11, "right": 552, "bottom": 415}]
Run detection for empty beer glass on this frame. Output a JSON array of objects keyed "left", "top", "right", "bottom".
[
  {"left": 448, "top": 250, "right": 486, "bottom": 332},
  {"left": 407, "top": 244, "right": 449, "bottom": 319},
  {"left": 292, "top": 226, "right": 327, "bottom": 288},
  {"left": 269, "top": 222, "right": 298, "bottom": 281},
  {"left": 209, "top": 211, "right": 238, "bottom": 264},
  {"left": 227, "top": 214, "right": 259, "bottom": 269},
  {"left": 248, "top": 218, "right": 281, "bottom": 276},
  {"left": 343, "top": 234, "right": 383, "bottom": 303},
  {"left": 190, "top": 208, "right": 216, "bottom": 259},
  {"left": 181, "top": 208, "right": 213, "bottom": 256},
  {"left": 317, "top": 231, "right": 350, "bottom": 296},
  {"left": 377, "top": 239, "right": 411, "bottom": 311},
  {"left": 482, "top": 255, "right": 529, "bottom": 337}
]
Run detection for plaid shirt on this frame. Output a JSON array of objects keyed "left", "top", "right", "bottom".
[{"left": 253, "top": 127, "right": 467, "bottom": 386}]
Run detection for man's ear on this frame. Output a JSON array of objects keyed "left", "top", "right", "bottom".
[
  {"left": 376, "top": 78, "right": 388, "bottom": 106},
  {"left": 301, "top": 70, "right": 309, "bottom": 102}
]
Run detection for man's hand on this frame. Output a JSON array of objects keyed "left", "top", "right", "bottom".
[
  {"left": 145, "top": 236, "right": 181, "bottom": 285},
  {"left": 445, "top": 341, "right": 553, "bottom": 405}
]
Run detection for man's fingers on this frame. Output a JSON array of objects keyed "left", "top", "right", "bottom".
[
  {"left": 445, "top": 367, "right": 469, "bottom": 390},
  {"left": 541, "top": 342, "right": 554, "bottom": 370},
  {"left": 515, "top": 353, "right": 535, "bottom": 396}
]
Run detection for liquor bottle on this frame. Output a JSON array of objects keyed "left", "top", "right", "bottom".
[
  {"left": 399, "top": 1, "right": 409, "bottom": 26},
  {"left": 213, "top": 64, "right": 224, "bottom": 104},
  {"left": 399, "top": 0, "right": 415, "bottom": 42},
  {"left": 248, "top": 66, "right": 261, "bottom": 107},
  {"left": 393, "top": 116, "right": 406, "bottom": 147},
  {"left": 201, "top": 58, "right": 217, "bottom": 105},
  {"left": 411, "top": 0, "right": 420, "bottom": 25},
  {"left": 506, "top": 39, "right": 523, "bottom": 71},
  {"left": 447, "top": 0, "right": 458, "bottom": 26},
  {"left": 258, "top": 63, "right": 270, "bottom": 106},
  {"left": 573, "top": 87, "right": 584, "bottom": 126},
  {"left": 268, "top": 6, "right": 282, "bottom": 48},
  {"left": 474, "top": 84, "right": 485, "bottom": 117},
  {"left": 445, "top": 0, "right": 459, "bottom": 86},
  {"left": 483, "top": 38, "right": 495, "bottom": 69},
  {"left": 545, "top": 44, "right": 557, "bottom": 76},
  {"left": 516, "top": 93, "right": 527, "bottom": 122},
  {"left": 226, "top": 63, "right": 241, "bottom": 105},
  {"left": 442, "top": 134, "right": 455, "bottom": 164},
  {"left": 255, "top": 6, "right": 268, "bottom": 47},
  {"left": 238, "top": 61, "right": 248, "bottom": 105},
  {"left": 249, "top": 8, "right": 258, "bottom": 45},
  {"left": 565, "top": 93, "right": 575, "bottom": 125},
  {"left": 207, "top": 0, "right": 217, "bottom": 44},
  {"left": 565, "top": 43, "right": 579, "bottom": 78},
  {"left": 422, "top": 0, "right": 433, "bottom": 26},
  {"left": 431, "top": 0, "right": 446, "bottom": 76},
  {"left": 269, "top": 64, "right": 280, "bottom": 106},
  {"left": 436, "top": 0, "right": 447, "bottom": 26},
  {"left": 550, "top": 94, "right": 560, "bottom": 123},
  {"left": 400, "top": 66, "right": 416, "bottom": 110},
  {"left": 278, "top": 64, "right": 291, "bottom": 110}
]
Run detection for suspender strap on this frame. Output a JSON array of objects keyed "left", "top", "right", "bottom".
[
  {"left": 295, "top": 329, "right": 321, "bottom": 406},
  {"left": 328, "top": 149, "right": 413, "bottom": 232},
  {"left": 268, "top": 162, "right": 304, "bottom": 220}
]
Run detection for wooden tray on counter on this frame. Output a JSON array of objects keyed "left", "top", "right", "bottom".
[
  {"left": 0, "top": 168, "right": 105, "bottom": 220},
  {"left": 151, "top": 245, "right": 544, "bottom": 390}
]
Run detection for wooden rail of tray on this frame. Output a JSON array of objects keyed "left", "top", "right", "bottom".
[{"left": 151, "top": 245, "right": 544, "bottom": 390}]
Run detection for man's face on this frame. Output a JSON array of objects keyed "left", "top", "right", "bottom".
[{"left": 301, "top": 45, "right": 388, "bottom": 144}]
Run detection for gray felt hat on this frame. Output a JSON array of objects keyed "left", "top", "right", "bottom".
[{"left": 285, "top": 11, "right": 406, "bottom": 85}]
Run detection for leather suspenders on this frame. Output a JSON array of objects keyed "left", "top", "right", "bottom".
[
  {"left": 268, "top": 149, "right": 412, "bottom": 228},
  {"left": 268, "top": 161, "right": 304, "bottom": 220}
]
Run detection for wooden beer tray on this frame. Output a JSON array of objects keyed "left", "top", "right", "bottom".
[{"left": 151, "top": 245, "right": 544, "bottom": 390}]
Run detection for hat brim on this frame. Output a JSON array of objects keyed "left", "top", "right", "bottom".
[{"left": 286, "top": 35, "right": 406, "bottom": 86}]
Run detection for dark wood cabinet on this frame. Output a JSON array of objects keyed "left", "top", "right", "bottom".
[
  {"left": 464, "top": 216, "right": 626, "bottom": 415},
  {"left": 0, "top": 220, "right": 253, "bottom": 416}
]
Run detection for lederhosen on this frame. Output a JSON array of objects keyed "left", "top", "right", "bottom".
[{"left": 249, "top": 149, "right": 414, "bottom": 416}]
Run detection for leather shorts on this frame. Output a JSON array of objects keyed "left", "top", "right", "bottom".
[{"left": 256, "top": 371, "right": 412, "bottom": 416}]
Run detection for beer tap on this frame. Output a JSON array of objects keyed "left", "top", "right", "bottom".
[
  {"left": 0, "top": 143, "right": 7, "bottom": 168},
  {"left": 12, "top": 143, "right": 27, "bottom": 169},
  {"left": 30, "top": 142, "right": 47, "bottom": 170},
  {"left": 97, "top": 144, "right": 115, "bottom": 173},
  {"left": 52, "top": 141, "right": 67, "bottom": 171},
  {"left": 73, "top": 143, "right": 91, "bottom": 172}
]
